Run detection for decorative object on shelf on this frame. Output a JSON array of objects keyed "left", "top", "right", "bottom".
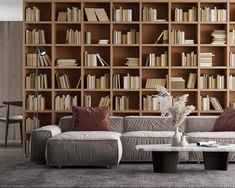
[
  {"left": 179, "top": 135, "right": 188, "bottom": 147},
  {"left": 172, "top": 127, "right": 182, "bottom": 147}
]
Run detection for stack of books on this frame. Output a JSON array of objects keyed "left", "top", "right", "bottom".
[
  {"left": 113, "top": 7, "right": 132, "bottom": 22},
  {"left": 199, "top": 74, "right": 225, "bottom": 89},
  {"left": 115, "top": 96, "right": 129, "bottom": 110},
  {"left": 98, "top": 96, "right": 110, "bottom": 107},
  {"left": 84, "top": 95, "right": 91, "bottom": 107},
  {"left": 181, "top": 52, "right": 197, "bottom": 67},
  {"left": 125, "top": 58, "right": 139, "bottom": 67},
  {"left": 56, "top": 59, "right": 78, "bottom": 67},
  {"left": 154, "top": 30, "right": 168, "bottom": 44},
  {"left": 25, "top": 117, "right": 40, "bottom": 133},
  {"left": 201, "top": 95, "right": 223, "bottom": 111},
  {"left": 57, "top": 7, "right": 81, "bottom": 22},
  {"left": 84, "top": 8, "right": 109, "bottom": 22},
  {"left": 86, "top": 74, "right": 110, "bottom": 89},
  {"left": 26, "top": 94, "right": 45, "bottom": 111},
  {"left": 84, "top": 52, "right": 108, "bottom": 66},
  {"left": 123, "top": 74, "right": 140, "bottom": 89},
  {"left": 112, "top": 74, "right": 121, "bottom": 89},
  {"left": 171, "top": 77, "right": 185, "bottom": 89},
  {"left": 145, "top": 52, "right": 168, "bottom": 67},
  {"left": 54, "top": 95, "right": 78, "bottom": 111},
  {"left": 26, "top": 53, "right": 51, "bottom": 67},
  {"left": 25, "top": 7, "right": 40, "bottom": 22},
  {"left": 229, "top": 30, "right": 235, "bottom": 45},
  {"left": 145, "top": 78, "right": 167, "bottom": 89},
  {"left": 55, "top": 73, "right": 71, "bottom": 89},
  {"left": 187, "top": 73, "right": 197, "bottom": 89},
  {"left": 174, "top": 7, "right": 197, "bottom": 22},
  {"left": 211, "top": 30, "right": 226, "bottom": 45},
  {"left": 200, "top": 53, "right": 214, "bottom": 67},
  {"left": 66, "top": 29, "right": 81, "bottom": 44},
  {"left": 113, "top": 29, "right": 139, "bottom": 44},
  {"left": 170, "top": 29, "right": 194, "bottom": 44},
  {"left": 25, "top": 73, "right": 48, "bottom": 89},
  {"left": 143, "top": 95, "right": 160, "bottom": 111},
  {"left": 25, "top": 29, "right": 46, "bottom": 44},
  {"left": 200, "top": 7, "right": 227, "bottom": 22},
  {"left": 228, "top": 75, "right": 235, "bottom": 89},
  {"left": 229, "top": 53, "right": 235, "bottom": 67}
]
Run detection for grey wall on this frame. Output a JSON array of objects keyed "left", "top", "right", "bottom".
[
  {"left": 0, "top": 21, "right": 23, "bottom": 143},
  {"left": 0, "top": 0, "right": 23, "bottom": 21}
]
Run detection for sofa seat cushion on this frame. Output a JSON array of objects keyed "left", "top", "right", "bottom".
[
  {"left": 46, "top": 131, "right": 122, "bottom": 167},
  {"left": 121, "top": 131, "right": 188, "bottom": 161},
  {"left": 187, "top": 132, "right": 235, "bottom": 161}
]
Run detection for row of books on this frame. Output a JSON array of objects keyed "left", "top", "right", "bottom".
[
  {"left": 56, "top": 59, "right": 78, "bottom": 67},
  {"left": 199, "top": 53, "right": 214, "bottom": 67},
  {"left": 229, "top": 30, "right": 235, "bottom": 45},
  {"left": 55, "top": 73, "right": 71, "bottom": 89},
  {"left": 211, "top": 30, "right": 226, "bottom": 45},
  {"left": 145, "top": 78, "right": 167, "bottom": 89},
  {"left": 85, "top": 8, "right": 109, "bottom": 22},
  {"left": 66, "top": 29, "right": 81, "bottom": 44},
  {"left": 228, "top": 75, "right": 235, "bottom": 89},
  {"left": 57, "top": 7, "right": 81, "bottom": 22},
  {"left": 145, "top": 52, "right": 168, "bottom": 67},
  {"left": 170, "top": 29, "right": 194, "bottom": 44},
  {"left": 142, "top": 7, "right": 166, "bottom": 22},
  {"left": 86, "top": 74, "right": 110, "bottom": 89},
  {"left": 84, "top": 95, "right": 92, "bottom": 107},
  {"left": 54, "top": 95, "right": 78, "bottom": 111},
  {"left": 170, "top": 77, "right": 185, "bottom": 89},
  {"left": 123, "top": 74, "right": 140, "bottom": 89},
  {"left": 143, "top": 95, "right": 160, "bottom": 111},
  {"left": 181, "top": 52, "right": 197, "bottom": 67},
  {"left": 99, "top": 96, "right": 110, "bottom": 107},
  {"left": 174, "top": 7, "right": 197, "bottom": 22},
  {"left": 115, "top": 96, "right": 129, "bottom": 110},
  {"left": 25, "top": 73, "right": 48, "bottom": 89},
  {"left": 25, "top": 29, "right": 46, "bottom": 44},
  {"left": 201, "top": 95, "right": 223, "bottom": 111},
  {"left": 26, "top": 53, "right": 51, "bottom": 67},
  {"left": 25, "top": 117, "right": 40, "bottom": 133},
  {"left": 200, "top": 7, "right": 226, "bottom": 22},
  {"left": 187, "top": 73, "right": 197, "bottom": 89},
  {"left": 113, "top": 29, "right": 139, "bottom": 44},
  {"left": 199, "top": 74, "right": 225, "bottom": 89},
  {"left": 26, "top": 94, "right": 46, "bottom": 111},
  {"left": 84, "top": 52, "right": 108, "bottom": 67},
  {"left": 229, "top": 53, "right": 235, "bottom": 67},
  {"left": 113, "top": 7, "right": 132, "bottom": 22},
  {"left": 25, "top": 7, "right": 40, "bottom": 22},
  {"left": 125, "top": 58, "right": 139, "bottom": 67}
]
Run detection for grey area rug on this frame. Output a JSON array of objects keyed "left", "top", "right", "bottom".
[{"left": 0, "top": 157, "right": 235, "bottom": 188}]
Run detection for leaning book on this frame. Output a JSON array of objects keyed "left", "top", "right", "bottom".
[{"left": 197, "top": 141, "right": 232, "bottom": 148}]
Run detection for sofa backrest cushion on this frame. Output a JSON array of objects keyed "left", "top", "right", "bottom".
[
  {"left": 186, "top": 116, "right": 218, "bottom": 133},
  {"left": 123, "top": 116, "right": 186, "bottom": 132},
  {"left": 59, "top": 116, "right": 124, "bottom": 133}
]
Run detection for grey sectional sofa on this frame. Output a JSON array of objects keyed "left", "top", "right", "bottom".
[{"left": 31, "top": 116, "right": 235, "bottom": 167}]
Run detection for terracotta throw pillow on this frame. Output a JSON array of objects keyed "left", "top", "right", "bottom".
[
  {"left": 72, "top": 106, "right": 111, "bottom": 131},
  {"left": 213, "top": 107, "right": 235, "bottom": 131}
]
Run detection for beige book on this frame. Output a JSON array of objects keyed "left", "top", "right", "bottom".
[
  {"left": 85, "top": 8, "right": 98, "bottom": 21},
  {"left": 94, "top": 8, "right": 109, "bottom": 21}
]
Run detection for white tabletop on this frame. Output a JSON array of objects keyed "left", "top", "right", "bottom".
[{"left": 136, "top": 143, "right": 235, "bottom": 152}]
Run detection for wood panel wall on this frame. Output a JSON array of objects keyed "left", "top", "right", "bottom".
[{"left": 0, "top": 22, "right": 23, "bottom": 144}]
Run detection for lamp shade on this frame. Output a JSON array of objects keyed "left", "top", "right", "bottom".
[{"left": 36, "top": 46, "right": 47, "bottom": 56}]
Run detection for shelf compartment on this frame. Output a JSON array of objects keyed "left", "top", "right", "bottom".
[{"left": 83, "top": 91, "right": 110, "bottom": 107}]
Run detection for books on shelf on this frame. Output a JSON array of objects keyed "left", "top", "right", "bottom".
[
  {"left": 112, "top": 74, "right": 121, "bottom": 89},
  {"left": 200, "top": 7, "right": 226, "bottom": 22},
  {"left": 56, "top": 59, "right": 78, "bottom": 67},
  {"left": 145, "top": 78, "right": 167, "bottom": 89},
  {"left": 143, "top": 95, "right": 160, "bottom": 111},
  {"left": 211, "top": 30, "right": 226, "bottom": 45},
  {"left": 200, "top": 74, "right": 225, "bottom": 89},
  {"left": 66, "top": 29, "right": 81, "bottom": 44},
  {"left": 54, "top": 95, "right": 78, "bottom": 111},
  {"left": 142, "top": 7, "right": 167, "bottom": 22},
  {"left": 85, "top": 8, "right": 109, "bottom": 22},
  {"left": 98, "top": 96, "right": 110, "bottom": 107},
  {"left": 85, "top": 32, "right": 92, "bottom": 44},
  {"left": 228, "top": 75, "right": 235, "bottom": 89},
  {"left": 25, "top": 7, "right": 40, "bottom": 22},
  {"left": 181, "top": 52, "right": 197, "bottom": 67},
  {"left": 171, "top": 77, "right": 185, "bottom": 89},
  {"left": 98, "top": 39, "right": 109, "bottom": 45},
  {"left": 170, "top": 29, "right": 194, "bottom": 44},
  {"left": 25, "top": 29, "right": 46, "bottom": 44},
  {"left": 84, "top": 95, "right": 91, "bottom": 107},
  {"left": 199, "top": 53, "right": 215, "bottom": 67},
  {"left": 145, "top": 52, "right": 168, "bottom": 67},
  {"left": 113, "top": 7, "right": 132, "bottom": 22},
  {"left": 84, "top": 51, "right": 109, "bottom": 66},
  {"left": 57, "top": 7, "right": 81, "bottom": 22},
  {"left": 187, "top": 73, "right": 197, "bottom": 89},
  {"left": 115, "top": 96, "right": 129, "bottom": 110},
  {"left": 230, "top": 53, "right": 235, "bottom": 67},
  {"left": 25, "top": 117, "right": 40, "bottom": 133},
  {"left": 125, "top": 57, "right": 139, "bottom": 67},
  {"left": 113, "top": 29, "right": 139, "bottom": 44},
  {"left": 229, "top": 30, "right": 235, "bottom": 45},
  {"left": 201, "top": 95, "right": 223, "bottom": 111},
  {"left": 25, "top": 73, "right": 48, "bottom": 89},
  {"left": 123, "top": 74, "right": 139, "bottom": 89},
  {"left": 55, "top": 73, "right": 71, "bottom": 89},
  {"left": 26, "top": 53, "right": 51, "bottom": 67},
  {"left": 26, "top": 94, "right": 45, "bottom": 111},
  {"left": 86, "top": 74, "right": 110, "bottom": 89},
  {"left": 174, "top": 7, "right": 197, "bottom": 22},
  {"left": 154, "top": 30, "right": 168, "bottom": 44}
]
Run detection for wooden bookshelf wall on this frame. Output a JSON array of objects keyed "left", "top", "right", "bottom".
[{"left": 23, "top": 0, "right": 235, "bottom": 132}]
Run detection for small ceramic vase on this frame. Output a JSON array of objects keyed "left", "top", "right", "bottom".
[
  {"left": 179, "top": 135, "right": 188, "bottom": 147},
  {"left": 171, "top": 127, "right": 182, "bottom": 146}
]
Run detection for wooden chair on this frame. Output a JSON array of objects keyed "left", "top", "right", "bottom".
[{"left": 0, "top": 101, "right": 23, "bottom": 147}]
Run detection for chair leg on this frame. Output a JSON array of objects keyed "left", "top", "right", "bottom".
[
  {"left": 5, "top": 123, "right": 9, "bottom": 147},
  {"left": 20, "top": 123, "right": 23, "bottom": 145}
]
